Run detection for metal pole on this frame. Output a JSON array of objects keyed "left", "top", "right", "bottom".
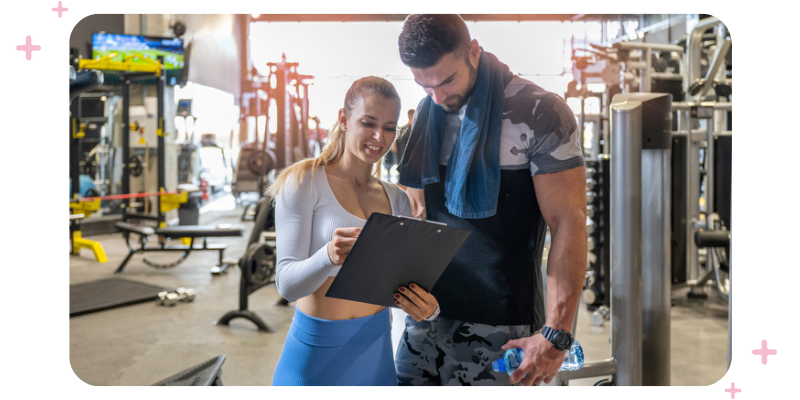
[
  {"left": 641, "top": 139, "right": 672, "bottom": 386},
  {"left": 686, "top": 19, "right": 723, "bottom": 271},
  {"left": 614, "top": 41, "right": 683, "bottom": 53},
  {"left": 157, "top": 57, "right": 166, "bottom": 226},
  {"left": 705, "top": 119, "right": 715, "bottom": 216},
  {"left": 71, "top": 99, "right": 81, "bottom": 198},
  {"left": 558, "top": 359, "right": 618, "bottom": 383},
  {"left": 685, "top": 108, "right": 701, "bottom": 291},
  {"left": 610, "top": 96, "right": 643, "bottom": 386},
  {"left": 579, "top": 96, "right": 585, "bottom": 154},
  {"left": 642, "top": 47, "right": 652, "bottom": 93},
  {"left": 275, "top": 59, "right": 287, "bottom": 168},
  {"left": 122, "top": 79, "right": 131, "bottom": 210},
  {"left": 686, "top": 20, "right": 722, "bottom": 281}
]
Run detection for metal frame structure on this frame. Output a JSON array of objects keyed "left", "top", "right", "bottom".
[
  {"left": 118, "top": 56, "right": 168, "bottom": 226},
  {"left": 233, "top": 54, "right": 316, "bottom": 198},
  {"left": 558, "top": 92, "right": 673, "bottom": 386}
]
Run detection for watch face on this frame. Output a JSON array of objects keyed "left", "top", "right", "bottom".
[{"left": 556, "top": 334, "right": 571, "bottom": 350}]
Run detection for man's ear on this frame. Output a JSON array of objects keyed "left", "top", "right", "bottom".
[{"left": 468, "top": 39, "right": 481, "bottom": 68}]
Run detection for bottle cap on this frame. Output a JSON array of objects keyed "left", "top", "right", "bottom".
[{"left": 491, "top": 359, "right": 506, "bottom": 373}]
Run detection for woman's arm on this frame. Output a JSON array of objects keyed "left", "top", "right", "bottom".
[{"left": 274, "top": 179, "right": 341, "bottom": 302}]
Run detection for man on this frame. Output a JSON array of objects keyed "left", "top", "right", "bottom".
[{"left": 395, "top": 14, "right": 587, "bottom": 386}]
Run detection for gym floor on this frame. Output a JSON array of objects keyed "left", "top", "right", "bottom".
[{"left": 69, "top": 193, "right": 729, "bottom": 386}]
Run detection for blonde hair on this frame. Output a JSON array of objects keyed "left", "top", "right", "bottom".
[{"left": 265, "top": 76, "right": 401, "bottom": 200}]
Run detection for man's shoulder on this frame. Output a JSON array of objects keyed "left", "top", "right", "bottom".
[
  {"left": 502, "top": 76, "right": 572, "bottom": 124},
  {"left": 504, "top": 76, "right": 563, "bottom": 104}
]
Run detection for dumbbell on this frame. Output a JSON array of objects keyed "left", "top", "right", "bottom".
[
  {"left": 591, "top": 305, "right": 610, "bottom": 327},
  {"left": 156, "top": 291, "right": 179, "bottom": 307},
  {"left": 586, "top": 192, "right": 595, "bottom": 204},
  {"left": 156, "top": 288, "right": 196, "bottom": 306},
  {"left": 175, "top": 287, "right": 196, "bottom": 302},
  {"left": 586, "top": 178, "right": 595, "bottom": 192},
  {"left": 582, "top": 271, "right": 598, "bottom": 305}
]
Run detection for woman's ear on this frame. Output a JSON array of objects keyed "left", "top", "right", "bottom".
[{"left": 338, "top": 108, "right": 347, "bottom": 132}]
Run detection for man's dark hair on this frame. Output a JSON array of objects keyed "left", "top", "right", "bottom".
[{"left": 398, "top": 14, "right": 471, "bottom": 68}]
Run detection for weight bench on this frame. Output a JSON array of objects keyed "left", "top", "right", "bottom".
[{"left": 115, "top": 222, "right": 244, "bottom": 274}]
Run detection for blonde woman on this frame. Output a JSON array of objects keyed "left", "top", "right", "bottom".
[{"left": 270, "top": 77, "right": 439, "bottom": 386}]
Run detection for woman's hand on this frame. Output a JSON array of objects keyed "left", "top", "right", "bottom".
[
  {"left": 327, "top": 227, "right": 361, "bottom": 265},
  {"left": 394, "top": 283, "right": 438, "bottom": 322}
]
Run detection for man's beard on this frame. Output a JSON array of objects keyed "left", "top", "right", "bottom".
[{"left": 441, "top": 58, "right": 478, "bottom": 113}]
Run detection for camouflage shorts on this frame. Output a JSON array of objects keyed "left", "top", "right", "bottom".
[{"left": 395, "top": 315, "right": 536, "bottom": 386}]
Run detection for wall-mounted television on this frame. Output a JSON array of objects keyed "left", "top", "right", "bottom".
[{"left": 91, "top": 32, "right": 186, "bottom": 85}]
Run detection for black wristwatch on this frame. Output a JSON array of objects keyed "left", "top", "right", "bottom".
[{"left": 542, "top": 326, "right": 574, "bottom": 351}]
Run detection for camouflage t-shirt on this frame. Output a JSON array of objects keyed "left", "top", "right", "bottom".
[
  {"left": 439, "top": 76, "right": 584, "bottom": 175},
  {"left": 427, "top": 76, "right": 584, "bottom": 326}
]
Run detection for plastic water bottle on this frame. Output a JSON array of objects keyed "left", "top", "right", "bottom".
[{"left": 492, "top": 339, "right": 584, "bottom": 375}]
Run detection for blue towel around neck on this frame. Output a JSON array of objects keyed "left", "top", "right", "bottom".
[{"left": 398, "top": 49, "right": 510, "bottom": 219}]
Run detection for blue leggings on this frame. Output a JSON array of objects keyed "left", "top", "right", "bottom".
[{"left": 272, "top": 307, "right": 397, "bottom": 386}]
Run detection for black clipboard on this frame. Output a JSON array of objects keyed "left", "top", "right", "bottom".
[{"left": 325, "top": 213, "right": 471, "bottom": 307}]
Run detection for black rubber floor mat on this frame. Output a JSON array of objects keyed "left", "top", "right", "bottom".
[
  {"left": 70, "top": 277, "right": 170, "bottom": 317},
  {"left": 152, "top": 355, "right": 226, "bottom": 386}
]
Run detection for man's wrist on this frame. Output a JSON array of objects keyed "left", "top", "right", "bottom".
[{"left": 542, "top": 326, "right": 574, "bottom": 351}]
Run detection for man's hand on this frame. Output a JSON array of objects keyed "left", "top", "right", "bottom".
[
  {"left": 501, "top": 335, "right": 565, "bottom": 386},
  {"left": 405, "top": 188, "right": 426, "bottom": 219}
]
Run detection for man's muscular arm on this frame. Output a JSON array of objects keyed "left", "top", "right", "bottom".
[{"left": 502, "top": 166, "right": 587, "bottom": 386}]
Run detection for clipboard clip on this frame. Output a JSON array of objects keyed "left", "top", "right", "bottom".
[{"left": 396, "top": 215, "right": 448, "bottom": 227}]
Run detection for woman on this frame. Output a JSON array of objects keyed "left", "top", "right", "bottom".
[{"left": 269, "top": 77, "right": 439, "bottom": 386}]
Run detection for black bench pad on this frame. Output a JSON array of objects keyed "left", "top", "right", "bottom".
[
  {"left": 156, "top": 225, "right": 244, "bottom": 238},
  {"left": 116, "top": 222, "right": 156, "bottom": 236}
]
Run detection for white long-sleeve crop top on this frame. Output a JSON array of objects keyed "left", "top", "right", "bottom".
[{"left": 274, "top": 167, "right": 413, "bottom": 302}]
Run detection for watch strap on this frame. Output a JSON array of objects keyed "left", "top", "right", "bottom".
[{"left": 542, "top": 326, "right": 573, "bottom": 351}]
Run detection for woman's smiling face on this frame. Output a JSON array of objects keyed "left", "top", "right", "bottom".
[{"left": 339, "top": 94, "right": 401, "bottom": 166}]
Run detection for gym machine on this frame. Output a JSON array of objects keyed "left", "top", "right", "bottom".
[
  {"left": 71, "top": 53, "right": 246, "bottom": 273},
  {"left": 111, "top": 58, "right": 244, "bottom": 274},
  {"left": 233, "top": 54, "right": 319, "bottom": 211},
  {"left": 573, "top": 17, "right": 731, "bottom": 324},
  {"left": 217, "top": 197, "right": 277, "bottom": 332},
  {"left": 70, "top": 63, "right": 108, "bottom": 263},
  {"left": 557, "top": 93, "right": 673, "bottom": 386},
  {"left": 675, "top": 17, "right": 732, "bottom": 302}
]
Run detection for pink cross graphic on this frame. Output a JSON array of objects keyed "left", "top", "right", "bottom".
[
  {"left": 52, "top": 2, "right": 68, "bottom": 18},
  {"left": 725, "top": 382, "right": 741, "bottom": 399},
  {"left": 16, "top": 36, "right": 41, "bottom": 60},
  {"left": 752, "top": 340, "right": 777, "bottom": 364}
]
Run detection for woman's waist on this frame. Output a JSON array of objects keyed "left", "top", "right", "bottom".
[
  {"left": 297, "top": 293, "right": 386, "bottom": 321},
  {"left": 289, "top": 301, "right": 391, "bottom": 346}
]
